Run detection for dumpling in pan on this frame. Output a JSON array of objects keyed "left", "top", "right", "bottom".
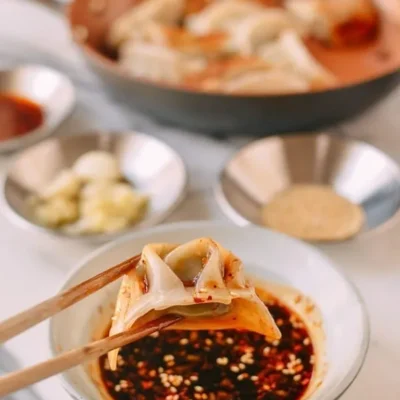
[
  {"left": 219, "top": 68, "right": 311, "bottom": 94},
  {"left": 285, "top": 0, "right": 380, "bottom": 46},
  {"left": 108, "top": 0, "right": 185, "bottom": 47},
  {"left": 259, "top": 30, "right": 336, "bottom": 88},
  {"left": 108, "top": 238, "right": 281, "bottom": 369},
  {"left": 119, "top": 41, "right": 206, "bottom": 83},
  {"left": 186, "top": 0, "right": 263, "bottom": 35},
  {"left": 231, "top": 8, "right": 302, "bottom": 55}
]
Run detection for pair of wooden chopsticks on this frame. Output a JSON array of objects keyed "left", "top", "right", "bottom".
[{"left": 0, "top": 255, "right": 182, "bottom": 397}]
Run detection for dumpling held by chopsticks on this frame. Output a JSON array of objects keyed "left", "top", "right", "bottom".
[{"left": 108, "top": 238, "right": 281, "bottom": 369}]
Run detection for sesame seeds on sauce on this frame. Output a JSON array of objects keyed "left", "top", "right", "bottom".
[{"left": 99, "top": 300, "right": 314, "bottom": 400}]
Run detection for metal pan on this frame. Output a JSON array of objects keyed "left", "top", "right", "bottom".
[{"left": 66, "top": 0, "right": 400, "bottom": 134}]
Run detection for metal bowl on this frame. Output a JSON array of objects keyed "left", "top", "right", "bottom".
[
  {"left": 216, "top": 133, "right": 400, "bottom": 235},
  {"left": 2, "top": 132, "right": 187, "bottom": 243},
  {"left": 65, "top": 0, "right": 400, "bottom": 134},
  {"left": 0, "top": 64, "right": 75, "bottom": 152}
]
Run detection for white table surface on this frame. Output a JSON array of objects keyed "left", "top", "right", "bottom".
[{"left": 0, "top": 1, "right": 399, "bottom": 399}]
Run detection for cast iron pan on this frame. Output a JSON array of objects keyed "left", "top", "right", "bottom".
[{"left": 67, "top": 0, "right": 400, "bottom": 134}]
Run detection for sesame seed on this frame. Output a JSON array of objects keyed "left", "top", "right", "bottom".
[
  {"left": 230, "top": 365, "right": 240, "bottom": 373},
  {"left": 294, "top": 374, "right": 301, "bottom": 382},
  {"left": 184, "top": 379, "right": 191, "bottom": 386},
  {"left": 251, "top": 376, "right": 259, "bottom": 381},
  {"left": 180, "top": 338, "right": 189, "bottom": 345},
  {"left": 303, "top": 338, "right": 311, "bottom": 346},
  {"left": 237, "top": 373, "right": 248, "bottom": 381},
  {"left": 194, "top": 385, "right": 204, "bottom": 392},
  {"left": 170, "top": 387, "right": 178, "bottom": 393},
  {"left": 216, "top": 357, "right": 229, "bottom": 366},
  {"left": 205, "top": 339, "right": 213, "bottom": 346},
  {"left": 239, "top": 363, "right": 246, "bottom": 370},
  {"left": 263, "top": 347, "right": 271, "bottom": 356},
  {"left": 190, "top": 375, "right": 199, "bottom": 382},
  {"left": 164, "top": 355, "right": 175, "bottom": 362},
  {"left": 226, "top": 337, "right": 234, "bottom": 344},
  {"left": 114, "top": 384, "right": 121, "bottom": 392}
]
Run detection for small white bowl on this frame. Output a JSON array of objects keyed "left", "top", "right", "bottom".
[
  {"left": 2, "top": 132, "right": 187, "bottom": 243},
  {"left": 0, "top": 64, "right": 75, "bottom": 153},
  {"left": 49, "top": 221, "right": 369, "bottom": 400}
]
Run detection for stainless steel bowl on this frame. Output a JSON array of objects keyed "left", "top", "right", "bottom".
[
  {"left": 2, "top": 132, "right": 187, "bottom": 243},
  {"left": 216, "top": 133, "right": 400, "bottom": 235},
  {"left": 0, "top": 64, "right": 75, "bottom": 153}
]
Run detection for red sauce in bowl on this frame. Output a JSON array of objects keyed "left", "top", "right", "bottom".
[
  {"left": 0, "top": 94, "right": 44, "bottom": 142},
  {"left": 99, "top": 299, "right": 314, "bottom": 400}
]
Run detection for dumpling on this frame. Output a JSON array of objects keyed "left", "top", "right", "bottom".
[
  {"left": 108, "top": 0, "right": 185, "bottom": 47},
  {"left": 185, "top": 56, "right": 310, "bottom": 93},
  {"left": 259, "top": 30, "right": 336, "bottom": 87},
  {"left": 220, "top": 68, "right": 310, "bottom": 94},
  {"left": 119, "top": 41, "right": 207, "bottom": 83},
  {"left": 285, "top": 0, "right": 380, "bottom": 46},
  {"left": 186, "top": 0, "right": 263, "bottom": 35},
  {"left": 230, "top": 8, "right": 301, "bottom": 55},
  {"left": 73, "top": 151, "right": 121, "bottom": 182},
  {"left": 108, "top": 238, "right": 281, "bottom": 369}
]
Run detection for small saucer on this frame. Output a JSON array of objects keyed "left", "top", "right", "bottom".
[
  {"left": 216, "top": 133, "right": 400, "bottom": 235},
  {"left": 0, "top": 64, "right": 75, "bottom": 153}
]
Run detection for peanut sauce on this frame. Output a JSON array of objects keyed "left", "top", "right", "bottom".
[
  {"left": 0, "top": 94, "right": 44, "bottom": 142},
  {"left": 99, "top": 299, "right": 314, "bottom": 400}
]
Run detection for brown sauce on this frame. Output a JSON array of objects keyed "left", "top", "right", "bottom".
[
  {"left": 99, "top": 299, "right": 314, "bottom": 400},
  {"left": 0, "top": 94, "right": 44, "bottom": 142}
]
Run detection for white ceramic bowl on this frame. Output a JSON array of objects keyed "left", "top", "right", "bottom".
[{"left": 49, "top": 222, "right": 369, "bottom": 400}]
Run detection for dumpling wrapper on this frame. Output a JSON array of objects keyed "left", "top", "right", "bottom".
[
  {"left": 231, "top": 8, "right": 302, "bottom": 55},
  {"left": 285, "top": 0, "right": 379, "bottom": 46},
  {"left": 108, "top": 0, "right": 185, "bottom": 47},
  {"left": 119, "top": 41, "right": 206, "bottom": 83},
  {"left": 186, "top": 0, "right": 263, "bottom": 35},
  {"left": 108, "top": 238, "right": 281, "bottom": 370},
  {"left": 259, "top": 29, "right": 336, "bottom": 88}
]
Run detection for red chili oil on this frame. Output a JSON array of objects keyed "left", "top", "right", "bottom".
[
  {"left": 0, "top": 94, "right": 44, "bottom": 142},
  {"left": 99, "top": 300, "right": 314, "bottom": 400}
]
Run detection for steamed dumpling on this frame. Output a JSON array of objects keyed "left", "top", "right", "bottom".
[
  {"left": 285, "top": 0, "right": 379, "bottom": 46},
  {"left": 108, "top": 238, "right": 281, "bottom": 369},
  {"left": 231, "top": 9, "right": 300, "bottom": 55},
  {"left": 108, "top": 0, "right": 185, "bottom": 47},
  {"left": 72, "top": 151, "right": 121, "bottom": 182},
  {"left": 186, "top": 0, "right": 263, "bottom": 35},
  {"left": 259, "top": 30, "right": 336, "bottom": 87},
  {"left": 119, "top": 41, "right": 206, "bottom": 83}
]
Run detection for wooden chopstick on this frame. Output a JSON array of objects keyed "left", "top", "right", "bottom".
[
  {"left": 0, "top": 314, "right": 183, "bottom": 397},
  {"left": 0, "top": 254, "right": 140, "bottom": 343}
]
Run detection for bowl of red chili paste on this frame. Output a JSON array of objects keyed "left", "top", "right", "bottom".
[{"left": 49, "top": 222, "right": 369, "bottom": 400}]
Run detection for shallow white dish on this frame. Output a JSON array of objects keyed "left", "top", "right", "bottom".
[{"left": 49, "top": 221, "right": 369, "bottom": 400}]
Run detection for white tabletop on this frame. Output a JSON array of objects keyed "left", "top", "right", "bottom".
[{"left": 0, "top": 1, "right": 399, "bottom": 399}]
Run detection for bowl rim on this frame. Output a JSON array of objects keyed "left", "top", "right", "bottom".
[
  {"left": 48, "top": 220, "right": 370, "bottom": 400},
  {"left": 0, "top": 63, "right": 76, "bottom": 153},
  {"left": 215, "top": 131, "right": 400, "bottom": 240},
  {"left": 1, "top": 131, "right": 188, "bottom": 244}
]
